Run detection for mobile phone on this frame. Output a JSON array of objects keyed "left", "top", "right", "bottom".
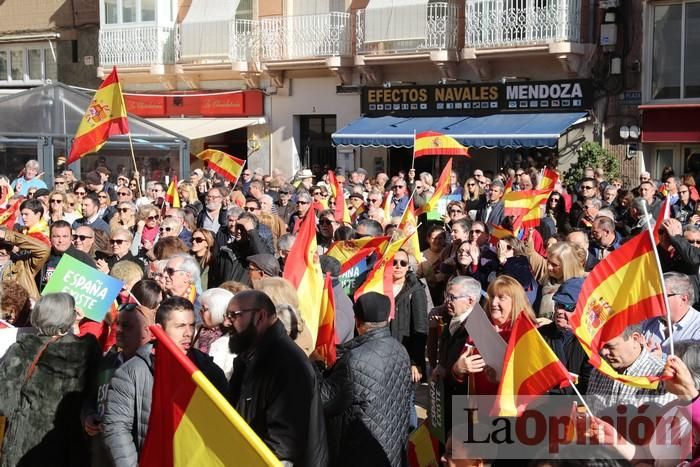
[{"left": 95, "top": 250, "right": 110, "bottom": 261}]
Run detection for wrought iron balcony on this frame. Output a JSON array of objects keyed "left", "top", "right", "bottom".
[
  {"left": 356, "top": 2, "right": 459, "bottom": 55},
  {"left": 464, "top": 0, "right": 581, "bottom": 49},
  {"left": 99, "top": 26, "right": 178, "bottom": 67},
  {"left": 176, "top": 19, "right": 259, "bottom": 64},
  {"left": 259, "top": 12, "right": 352, "bottom": 62}
]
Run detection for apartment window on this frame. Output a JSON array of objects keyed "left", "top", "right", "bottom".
[
  {"left": 650, "top": 1, "right": 700, "bottom": 100},
  {"left": 0, "top": 47, "right": 56, "bottom": 83},
  {"left": 101, "top": 0, "right": 157, "bottom": 25}
]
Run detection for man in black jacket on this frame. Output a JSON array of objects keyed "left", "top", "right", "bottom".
[
  {"left": 538, "top": 277, "right": 592, "bottom": 395},
  {"left": 225, "top": 290, "right": 328, "bottom": 467},
  {"left": 209, "top": 212, "right": 269, "bottom": 287},
  {"left": 39, "top": 220, "right": 96, "bottom": 290},
  {"left": 319, "top": 292, "right": 412, "bottom": 467}
]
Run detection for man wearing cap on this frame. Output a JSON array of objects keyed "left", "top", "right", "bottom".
[
  {"left": 347, "top": 193, "right": 367, "bottom": 223},
  {"left": 295, "top": 169, "right": 314, "bottom": 194},
  {"left": 538, "top": 277, "right": 592, "bottom": 394},
  {"left": 247, "top": 254, "right": 281, "bottom": 286},
  {"left": 318, "top": 292, "right": 412, "bottom": 467},
  {"left": 275, "top": 184, "right": 296, "bottom": 226}
]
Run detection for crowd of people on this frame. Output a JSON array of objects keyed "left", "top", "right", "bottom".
[{"left": 0, "top": 158, "right": 698, "bottom": 466}]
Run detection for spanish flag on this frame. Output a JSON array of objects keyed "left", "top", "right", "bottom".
[
  {"left": 383, "top": 191, "right": 393, "bottom": 221},
  {"left": 570, "top": 230, "right": 666, "bottom": 389},
  {"left": 416, "top": 158, "right": 452, "bottom": 216},
  {"left": 26, "top": 218, "right": 50, "bottom": 246},
  {"left": 407, "top": 421, "right": 440, "bottom": 467},
  {"left": 165, "top": 176, "right": 180, "bottom": 208},
  {"left": 326, "top": 236, "right": 390, "bottom": 274},
  {"left": 503, "top": 189, "right": 551, "bottom": 229},
  {"left": 328, "top": 170, "right": 351, "bottom": 224},
  {"left": 140, "top": 326, "right": 281, "bottom": 467},
  {"left": 489, "top": 224, "right": 514, "bottom": 246},
  {"left": 316, "top": 273, "right": 337, "bottom": 367},
  {"left": 282, "top": 207, "right": 324, "bottom": 348},
  {"left": 399, "top": 199, "right": 424, "bottom": 263},
  {"left": 196, "top": 149, "right": 245, "bottom": 185},
  {"left": 537, "top": 167, "right": 559, "bottom": 191},
  {"left": 495, "top": 313, "right": 572, "bottom": 417},
  {"left": 0, "top": 199, "right": 21, "bottom": 227},
  {"left": 414, "top": 132, "right": 470, "bottom": 158},
  {"left": 504, "top": 177, "right": 513, "bottom": 194},
  {"left": 67, "top": 67, "right": 129, "bottom": 164},
  {"left": 354, "top": 233, "right": 412, "bottom": 319}
]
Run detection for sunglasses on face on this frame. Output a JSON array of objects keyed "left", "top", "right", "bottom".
[
  {"left": 160, "top": 227, "right": 173, "bottom": 233},
  {"left": 393, "top": 259, "right": 408, "bottom": 267},
  {"left": 279, "top": 191, "right": 290, "bottom": 195},
  {"left": 556, "top": 302, "right": 576, "bottom": 312},
  {"left": 244, "top": 207, "right": 257, "bottom": 212},
  {"left": 110, "top": 239, "right": 127, "bottom": 245},
  {"left": 118, "top": 191, "right": 129, "bottom": 196},
  {"left": 192, "top": 236, "right": 207, "bottom": 244},
  {"left": 147, "top": 215, "right": 159, "bottom": 221},
  {"left": 581, "top": 186, "right": 594, "bottom": 190},
  {"left": 369, "top": 198, "right": 380, "bottom": 203},
  {"left": 470, "top": 229, "right": 484, "bottom": 234},
  {"left": 393, "top": 185, "right": 405, "bottom": 190},
  {"left": 312, "top": 192, "right": 321, "bottom": 196},
  {"left": 50, "top": 199, "right": 63, "bottom": 204},
  {"left": 72, "top": 234, "right": 93, "bottom": 241},
  {"left": 297, "top": 200, "right": 309, "bottom": 205},
  {"left": 467, "top": 183, "right": 476, "bottom": 187},
  {"left": 319, "top": 219, "right": 334, "bottom": 226},
  {"left": 164, "top": 267, "right": 185, "bottom": 277},
  {"left": 98, "top": 195, "right": 108, "bottom": 199},
  {"left": 75, "top": 191, "right": 86, "bottom": 196},
  {"left": 55, "top": 181, "right": 66, "bottom": 185},
  {"left": 118, "top": 207, "right": 131, "bottom": 213}
]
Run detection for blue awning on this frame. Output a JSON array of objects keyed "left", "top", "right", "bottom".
[{"left": 332, "top": 112, "right": 588, "bottom": 148}]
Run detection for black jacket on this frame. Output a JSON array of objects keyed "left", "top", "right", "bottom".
[
  {"left": 228, "top": 320, "right": 328, "bottom": 467},
  {"left": 539, "top": 323, "right": 592, "bottom": 395},
  {"left": 666, "top": 235, "right": 700, "bottom": 308},
  {"left": 320, "top": 327, "right": 412, "bottom": 467},
  {"left": 390, "top": 272, "right": 428, "bottom": 368},
  {"left": 208, "top": 228, "right": 268, "bottom": 287},
  {"left": 437, "top": 320, "right": 470, "bottom": 431}
]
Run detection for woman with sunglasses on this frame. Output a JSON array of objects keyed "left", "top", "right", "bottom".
[
  {"left": 110, "top": 202, "right": 137, "bottom": 233},
  {"left": 177, "top": 181, "right": 203, "bottom": 216},
  {"left": 47, "top": 191, "right": 78, "bottom": 225},
  {"left": 96, "top": 190, "right": 115, "bottom": 222},
  {"left": 133, "top": 206, "right": 160, "bottom": 264},
  {"left": 65, "top": 192, "right": 80, "bottom": 217},
  {"left": 190, "top": 228, "right": 216, "bottom": 289},
  {"left": 316, "top": 209, "right": 337, "bottom": 253},
  {"left": 545, "top": 192, "right": 571, "bottom": 235},
  {"left": 462, "top": 177, "right": 485, "bottom": 221},
  {"left": 73, "top": 181, "right": 88, "bottom": 201},
  {"left": 392, "top": 249, "right": 429, "bottom": 385}
]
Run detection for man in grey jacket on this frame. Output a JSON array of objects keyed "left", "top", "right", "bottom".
[{"left": 103, "top": 297, "right": 227, "bottom": 466}]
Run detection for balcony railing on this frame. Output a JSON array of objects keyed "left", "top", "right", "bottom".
[
  {"left": 259, "top": 12, "right": 352, "bottom": 62},
  {"left": 356, "top": 2, "right": 459, "bottom": 55},
  {"left": 177, "top": 19, "right": 259, "bottom": 64},
  {"left": 99, "top": 26, "right": 178, "bottom": 67},
  {"left": 464, "top": 0, "right": 581, "bottom": 49}
]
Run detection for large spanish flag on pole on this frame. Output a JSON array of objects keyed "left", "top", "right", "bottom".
[
  {"left": 414, "top": 132, "right": 470, "bottom": 158},
  {"left": 354, "top": 233, "right": 412, "bottom": 319},
  {"left": 140, "top": 326, "right": 281, "bottom": 467},
  {"left": 495, "top": 313, "right": 572, "bottom": 417},
  {"left": 67, "top": 67, "right": 130, "bottom": 164},
  {"left": 416, "top": 158, "right": 452, "bottom": 216},
  {"left": 165, "top": 176, "right": 181, "bottom": 208},
  {"left": 537, "top": 167, "right": 559, "bottom": 191},
  {"left": 569, "top": 230, "right": 666, "bottom": 389},
  {"left": 196, "top": 149, "right": 246, "bottom": 185},
  {"left": 327, "top": 170, "right": 351, "bottom": 224},
  {"left": 283, "top": 208, "right": 323, "bottom": 348},
  {"left": 399, "top": 198, "right": 424, "bottom": 263},
  {"left": 316, "top": 272, "right": 337, "bottom": 367}
]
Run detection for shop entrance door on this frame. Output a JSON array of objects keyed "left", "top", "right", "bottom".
[{"left": 299, "top": 115, "right": 337, "bottom": 171}]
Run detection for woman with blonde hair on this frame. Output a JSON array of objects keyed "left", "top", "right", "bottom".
[
  {"left": 109, "top": 201, "right": 137, "bottom": 233},
  {"left": 462, "top": 177, "right": 485, "bottom": 219},
  {"left": 190, "top": 228, "right": 216, "bottom": 289},
  {"left": 47, "top": 191, "right": 78, "bottom": 224},
  {"left": 177, "top": 181, "right": 203, "bottom": 215},
  {"left": 533, "top": 241, "right": 586, "bottom": 320}
]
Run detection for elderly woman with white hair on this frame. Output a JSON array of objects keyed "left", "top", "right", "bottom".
[
  {"left": 197, "top": 288, "right": 236, "bottom": 379},
  {"left": 0, "top": 293, "right": 100, "bottom": 466}
]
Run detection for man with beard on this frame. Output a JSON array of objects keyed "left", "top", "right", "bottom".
[
  {"left": 225, "top": 290, "right": 328, "bottom": 467},
  {"left": 538, "top": 277, "right": 592, "bottom": 394},
  {"left": 103, "top": 297, "right": 227, "bottom": 466},
  {"left": 39, "top": 220, "right": 95, "bottom": 290},
  {"left": 197, "top": 186, "right": 227, "bottom": 233}
]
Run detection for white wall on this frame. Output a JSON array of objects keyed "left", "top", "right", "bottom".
[{"left": 268, "top": 76, "right": 361, "bottom": 178}]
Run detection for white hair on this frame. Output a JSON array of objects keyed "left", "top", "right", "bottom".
[
  {"left": 31, "top": 293, "right": 75, "bottom": 336},
  {"left": 199, "top": 288, "right": 234, "bottom": 326}
]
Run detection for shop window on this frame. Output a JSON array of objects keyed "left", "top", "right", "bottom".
[{"left": 649, "top": 1, "right": 700, "bottom": 100}]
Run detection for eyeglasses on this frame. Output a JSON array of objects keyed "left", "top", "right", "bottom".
[
  {"left": 118, "top": 207, "right": 131, "bottom": 213},
  {"left": 98, "top": 194, "right": 109, "bottom": 199},
  {"left": 224, "top": 308, "right": 259, "bottom": 320},
  {"left": 393, "top": 185, "right": 405, "bottom": 190},
  {"left": 54, "top": 181, "right": 66, "bottom": 185},
  {"left": 110, "top": 239, "right": 127, "bottom": 245},
  {"left": 192, "top": 236, "right": 207, "bottom": 244},
  {"left": 470, "top": 229, "right": 484, "bottom": 234},
  {"left": 581, "top": 186, "right": 594, "bottom": 190},
  {"left": 393, "top": 259, "right": 408, "bottom": 267},
  {"left": 319, "top": 219, "right": 334, "bottom": 226},
  {"left": 75, "top": 191, "right": 86, "bottom": 196},
  {"left": 467, "top": 183, "right": 476, "bottom": 187},
  {"left": 686, "top": 239, "right": 700, "bottom": 245},
  {"left": 118, "top": 191, "right": 130, "bottom": 196},
  {"left": 279, "top": 191, "right": 290, "bottom": 195},
  {"left": 449, "top": 209, "right": 463, "bottom": 214},
  {"left": 72, "top": 234, "right": 93, "bottom": 241},
  {"left": 445, "top": 293, "right": 468, "bottom": 302},
  {"left": 164, "top": 267, "right": 186, "bottom": 276},
  {"left": 160, "top": 227, "right": 173, "bottom": 233},
  {"left": 312, "top": 191, "right": 321, "bottom": 196},
  {"left": 50, "top": 199, "right": 63, "bottom": 204},
  {"left": 555, "top": 302, "right": 576, "bottom": 312},
  {"left": 244, "top": 207, "right": 257, "bottom": 212},
  {"left": 297, "top": 200, "right": 309, "bottom": 205},
  {"left": 147, "top": 215, "right": 159, "bottom": 221}
]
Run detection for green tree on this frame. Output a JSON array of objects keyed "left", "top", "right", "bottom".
[{"left": 563, "top": 142, "right": 620, "bottom": 188}]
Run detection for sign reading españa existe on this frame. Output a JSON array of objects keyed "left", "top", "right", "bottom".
[{"left": 361, "top": 79, "right": 592, "bottom": 117}]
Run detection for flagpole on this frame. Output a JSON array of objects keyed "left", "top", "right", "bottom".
[
  {"left": 125, "top": 132, "right": 142, "bottom": 198},
  {"left": 233, "top": 159, "right": 248, "bottom": 190},
  {"left": 639, "top": 156, "right": 675, "bottom": 356},
  {"left": 411, "top": 129, "right": 416, "bottom": 171},
  {"left": 568, "top": 376, "right": 594, "bottom": 417}
]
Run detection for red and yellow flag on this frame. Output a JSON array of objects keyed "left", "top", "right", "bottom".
[
  {"left": 495, "top": 313, "right": 572, "bottom": 417},
  {"left": 503, "top": 189, "right": 551, "bottom": 229},
  {"left": 354, "top": 233, "right": 412, "bottom": 319},
  {"left": 570, "top": 230, "right": 666, "bottom": 389},
  {"left": 196, "top": 149, "right": 245, "bottom": 185},
  {"left": 416, "top": 158, "right": 452, "bottom": 216},
  {"left": 26, "top": 218, "right": 50, "bottom": 246},
  {"left": 67, "top": 67, "right": 129, "bottom": 164},
  {"left": 504, "top": 177, "right": 513, "bottom": 194},
  {"left": 351, "top": 204, "right": 366, "bottom": 223},
  {"left": 316, "top": 273, "right": 337, "bottom": 367},
  {"left": 383, "top": 191, "right": 393, "bottom": 221},
  {"left": 489, "top": 224, "right": 514, "bottom": 246},
  {"left": 326, "top": 236, "right": 391, "bottom": 274},
  {"left": 537, "top": 167, "right": 559, "bottom": 191},
  {"left": 407, "top": 421, "right": 440, "bottom": 467},
  {"left": 328, "top": 170, "right": 351, "bottom": 225},
  {"left": 0, "top": 199, "right": 21, "bottom": 228},
  {"left": 140, "top": 326, "right": 281, "bottom": 467},
  {"left": 414, "top": 132, "right": 470, "bottom": 158},
  {"left": 283, "top": 207, "right": 323, "bottom": 347},
  {"left": 399, "top": 199, "right": 424, "bottom": 263},
  {"left": 165, "top": 176, "right": 181, "bottom": 208}
]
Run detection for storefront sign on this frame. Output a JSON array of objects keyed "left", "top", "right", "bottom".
[
  {"left": 361, "top": 80, "right": 592, "bottom": 117},
  {"left": 124, "top": 90, "right": 264, "bottom": 118}
]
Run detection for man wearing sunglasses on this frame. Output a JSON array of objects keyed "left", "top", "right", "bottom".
[
  {"left": 538, "top": 277, "right": 592, "bottom": 395},
  {"left": 274, "top": 184, "right": 296, "bottom": 226},
  {"left": 39, "top": 220, "right": 96, "bottom": 290},
  {"left": 225, "top": 290, "right": 328, "bottom": 466},
  {"left": 96, "top": 228, "right": 141, "bottom": 274}
]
